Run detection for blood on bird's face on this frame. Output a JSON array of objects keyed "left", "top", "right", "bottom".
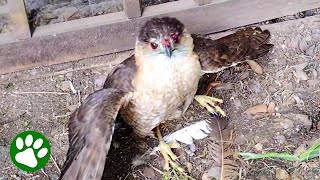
[{"left": 149, "top": 32, "right": 181, "bottom": 58}]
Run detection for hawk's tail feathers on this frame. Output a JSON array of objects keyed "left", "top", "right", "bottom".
[{"left": 59, "top": 89, "right": 127, "bottom": 180}]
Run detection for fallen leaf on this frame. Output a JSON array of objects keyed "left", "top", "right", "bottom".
[
  {"left": 247, "top": 60, "right": 263, "bottom": 74},
  {"left": 244, "top": 104, "right": 268, "bottom": 115},
  {"left": 275, "top": 168, "right": 289, "bottom": 180},
  {"left": 254, "top": 143, "right": 263, "bottom": 151}
]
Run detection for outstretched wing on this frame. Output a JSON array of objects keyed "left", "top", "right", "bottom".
[
  {"left": 59, "top": 88, "right": 128, "bottom": 180},
  {"left": 193, "top": 27, "right": 274, "bottom": 73}
]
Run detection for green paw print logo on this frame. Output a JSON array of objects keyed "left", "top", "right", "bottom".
[{"left": 10, "top": 131, "right": 51, "bottom": 172}]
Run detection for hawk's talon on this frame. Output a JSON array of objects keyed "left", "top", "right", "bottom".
[
  {"left": 157, "top": 127, "right": 184, "bottom": 172},
  {"left": 194, "top": 95, "right": 226, "bottom": 117}
]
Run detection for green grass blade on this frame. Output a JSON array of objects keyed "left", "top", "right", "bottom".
[
  {"left": 298, "top": 141, "right": 320, "bottom": 161},
  {"left": 238, "top": 152, "right": 299, "bottom": 161}
]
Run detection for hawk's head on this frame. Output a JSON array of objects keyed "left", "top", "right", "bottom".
[{"left": 135, "top": 17, "right": 194, "bottom": 59}]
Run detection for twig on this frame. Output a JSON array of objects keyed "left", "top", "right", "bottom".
[
  {"left": 41, "top": 116, "right": 54, "bottom": 123},
  {"left": 148, "top": 163, "right": 164, "bottom": 175},
  {"left": 41, "top": 168, "right": 49, "bottom": 178},
  {"left": 13, "top": 91, "right": 70, "bottom": 95},
  {"left": 50, "top": 154, "right": 61, "bottom": 174}
]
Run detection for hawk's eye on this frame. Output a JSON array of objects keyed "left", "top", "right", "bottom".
[
  {"left": 170, "top": 33, "right": 180, "bottom": 44},
  {"left": 150, "top": 42, "right": 158, "bottom": 50}
]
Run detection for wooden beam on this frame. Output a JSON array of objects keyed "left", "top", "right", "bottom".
[
  {"left": 0, "top": 32, "right": 19, "bottom": 45},
  {"left": 7, "top": 0, "right": 31, "bottom": 40},
  {"left": 193, "top": 0, "right": 212, "bottom": 6},
  {"left": 123, "top": 0, "right": 142, "bottom": 19},
  {"left": 0, "top": 4, "right": 9, "bottom": 14},
  {"left": 1, "top": 0, "right": 320, "bottom": 74}
]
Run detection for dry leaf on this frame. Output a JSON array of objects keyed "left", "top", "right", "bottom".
[
  {"left": 244, "top": 104, "right": 268, "bottom": 115},
  {"left": 247, "top": 60, "right": 263, "bottom": 74},
  {"left": 275, "top": 169, "right": 289, "bottom": 180}
]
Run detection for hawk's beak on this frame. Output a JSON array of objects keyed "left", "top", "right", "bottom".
[
  {"left": 163, "top": 39, "right": 173, "bottom": 58},
  {"left": 164, "top": 45, "right": 173, "bottom": 58}
]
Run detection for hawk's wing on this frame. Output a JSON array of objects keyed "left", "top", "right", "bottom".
[
  {"left": 59, "top": 89, "right": 128, "bottom": 180},
  {"left": 59, "top": 55, "right": 136, "bottom": 180},
  {"left": 193, "top": 27, "right": 274, "bottom": 73}
]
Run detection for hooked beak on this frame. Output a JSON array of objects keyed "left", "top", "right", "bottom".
[{"left": 164, "top": 45, "right": 173, "bottom": 58}]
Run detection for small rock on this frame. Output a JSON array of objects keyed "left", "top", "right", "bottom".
[
  {"left": 273, "top": 118, "right": 294, "bottom": 129},
  {"left": 0, "top": 177, "right": 8, "bottom": 180},
  {"left": 65, "top": 72, "right": 73, "bottom": 79},
  {"left": 293, "top": 63, "right": 309, "bottom": 81},
  {"left": 274, "top": 135, "right": 287, "bottom": 144},
  {"left": 267, "top": 102, "right": 276, "bottom": 113},
  {"left": 275, "top": 168, "right": 289, "bottom": 180},
  {"left": 254, "top": 142, "right": 263, "bottom": 151},
  {"left": 305, "top": 35, "right": 312, "bottom": 42},
  {"left": 294, "top": 144, "right": 306, "bottom": 156},
  {"left": 293, "top": 114, "right": 312, "bottom": 130},
  {"left": 48, "top": 175, "right": 59, "bottom": 180},
  {"left": 142, "top": 167, "right": 155, "bottom": 179},
  {"left": 244, "top": 104, "right": 268, "bottom": 115},
  {"left": 29, "top": 69, "right": 37, "bottom": 76},
  {"left": 17, "top": 170, "right": 27, "bottom": 177},
  {"left": 59, "top": 80, "right": 72, "bottom": 92},
  {"left": 233, "top": 98, "right": 242, "bottom": 110},
  {"left": 317, "top": 122, "right": 320, "bottom": 130}
]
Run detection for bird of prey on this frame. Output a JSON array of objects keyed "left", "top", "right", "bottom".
[{"left": 59, "top": 17, "right": 273, "bottom": 179}]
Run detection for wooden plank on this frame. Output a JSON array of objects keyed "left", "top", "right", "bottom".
[
  {"left": 7, "top": 0, "right": 31, "bottom": 40},
  {"left": 0, "top": 32, "right": 19, "bottom": 45},
  {"left": 0, "top": 4, "right": 9, "bottom": 14},
  {"left": 123, "top": 0, "right": 142, "bottom": 19},
  {"left": 193, "top": 0, "right": 212, "bottom": 6},
  {"left": 1, "top": 0, "right": 320, "bottom": 74}
]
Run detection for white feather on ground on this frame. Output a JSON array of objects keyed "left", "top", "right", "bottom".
[{"left": 163, "top": 120, "right": 212, "bottom": 145}]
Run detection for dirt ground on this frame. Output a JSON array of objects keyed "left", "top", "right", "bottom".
[{"left": 0, "top": 13, "right": 320, "bottom": 180}]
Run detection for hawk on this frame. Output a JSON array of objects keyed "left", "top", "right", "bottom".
[{"left": 59, "top": 17, "right": 273, "bottom": 179}]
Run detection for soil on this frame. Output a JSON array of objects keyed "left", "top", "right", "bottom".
[{"left": 0, "top": 11, "right": 320, "bottom": 180}]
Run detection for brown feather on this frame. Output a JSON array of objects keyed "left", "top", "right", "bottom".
[
  {"left": 192, "top": 27, "right": 274, "bottom": 73},
  {"left": 59, "top": 89, "right": 127, "bottom": 180}
]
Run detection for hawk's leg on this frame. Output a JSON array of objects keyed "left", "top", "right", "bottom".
[
  {"left": 194, "top": 95, "right": 226, "bottom": 117},
  {"left": 156, "top": 127, "right": 184, "bottom": 172}
]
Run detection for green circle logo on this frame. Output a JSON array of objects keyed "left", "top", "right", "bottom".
[{"left": 10, "top": 130, "right": 51, "bottom": 172}]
